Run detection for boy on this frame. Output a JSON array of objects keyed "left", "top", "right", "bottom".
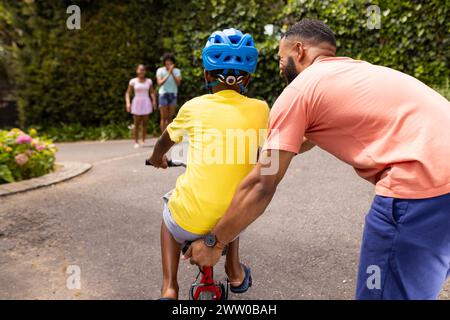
[{"left": 148, "top": 28, "right": 269, "bottom": 299}]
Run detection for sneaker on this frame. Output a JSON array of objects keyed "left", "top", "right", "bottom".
[
  {"left": 140, "top": 141, "right": 145, "bottom": 147},
  {"left": 134, "top": 143, "right": 139, "bottom": 149}
]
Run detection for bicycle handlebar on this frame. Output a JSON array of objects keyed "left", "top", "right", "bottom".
[
  {"left": 181, "top": 241, "right": 228, "bottom": 256},
  {"left": 181, "top": 241, "right": 192, "bottom": 255},
  {"left": 145, "top": 159, "right": 186, "bottom": 167}
]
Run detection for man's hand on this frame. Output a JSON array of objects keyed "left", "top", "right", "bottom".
[
  {"left": 182, "top": 239, "right": 222, "bottom": 268},
  {"left": 149, "top": 154, "right": 169, "bottom": 169},
  {"left": 167, "top": 64, "right": 175, "bottom": 74}
]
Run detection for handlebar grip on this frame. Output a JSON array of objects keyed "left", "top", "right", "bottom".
[
  {"left": 181, "top": 241, "right": 192, "bottom": 255},
  {"left": 145, "top": 159, "right": 177, "bottom": 167}
]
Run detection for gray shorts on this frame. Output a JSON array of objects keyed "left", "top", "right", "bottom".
[
  {"left": 162, "top": 191, "right": 243, "bottom": 245},
  {"left": 162, "top": 191, "right": 204, "bottom": 244}
]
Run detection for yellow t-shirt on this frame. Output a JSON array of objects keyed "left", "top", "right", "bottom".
[{"left": 166, "top": 90, "right": 269, "bottom": 234}]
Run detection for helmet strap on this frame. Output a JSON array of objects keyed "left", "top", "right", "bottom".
[
  {"left": 204, "top": 79, "right": 220, "bottom": 93},
  {"left": 205, "top": 69, "right": 248, "bottom": 94},
  {"left": 239, "top": 83, "right": 247, "bottom": 94}
]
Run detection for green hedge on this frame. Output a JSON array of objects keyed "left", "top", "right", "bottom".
[
  {"left": 282, "top": 0, "right": 449, "bottom": 85},
  {"left": 1, "top": 0, "right": 448, "bottom": 132}
]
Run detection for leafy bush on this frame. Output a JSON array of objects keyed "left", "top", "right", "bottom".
[
  {"left": 0, "top": 128, "right": 57, "bottom": 184},
  {"left": 0, "top": 0, "right": 448, "bottom": 132},
  {"left": 434, "top": 79, "right": 450, "bottom": 101},
  {"left": 282, "top": 0, "right": 449, "bottom": 86}
]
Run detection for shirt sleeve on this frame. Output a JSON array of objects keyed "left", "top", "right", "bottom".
[
  {"left": 166, "top": 103, "right": 190, "bottom": 143},
  {"left": 129, "top": 78, "right": 135, "bottom": 86},
  {"left": 173, "top": 68, "right": 181, "bottom": 78},
  {"left": 262, "top": 86, "right": 309, "bottom": 154},
  {"left": 156, "top": 68, "right": 162, "bottom": 79}
]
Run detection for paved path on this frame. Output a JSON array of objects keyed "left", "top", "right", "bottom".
[{"left": 0, "top": 139, "right": 448, "bottom": 299}]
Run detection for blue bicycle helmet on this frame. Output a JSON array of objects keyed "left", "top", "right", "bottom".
[{"left": 202, "top": 28, "right": 258, "bottom": 74}]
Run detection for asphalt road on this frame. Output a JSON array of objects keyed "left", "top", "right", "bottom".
[{"left": 0, "top": 139, "right": 448, "bottom": 299}]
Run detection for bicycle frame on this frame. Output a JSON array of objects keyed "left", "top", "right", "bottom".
[{"left": 191, "top": 267, "right": 224, "bottom": 300}]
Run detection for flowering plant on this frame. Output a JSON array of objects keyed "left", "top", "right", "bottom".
[{"left": 0, "top": 128, "right": 57, "bottom": 184}]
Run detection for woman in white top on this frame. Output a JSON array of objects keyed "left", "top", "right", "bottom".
[{"left": 125, "top": 64, "right": 157, "bottom": 148}]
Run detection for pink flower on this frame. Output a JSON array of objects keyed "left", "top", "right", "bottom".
[
  {"left": 36, "top": 144, "right": 45, "bottom": 151},
  {"left": 15, "top": 134, "right": 32, "bottom": 144},
  {"left": 15, "top": 153, "right": 29, "bottom": 166}
]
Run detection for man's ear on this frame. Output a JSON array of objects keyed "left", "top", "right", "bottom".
[{"left": 295, "top": 42, "right": 305, "bottom": 63}]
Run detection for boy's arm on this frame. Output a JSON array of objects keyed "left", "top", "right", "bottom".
[
  {"left": 148, "top": 130, "right": 175, "bottom": 168},
  {"left": 149, "top": 103, "right": 189, "bottom": 167}
]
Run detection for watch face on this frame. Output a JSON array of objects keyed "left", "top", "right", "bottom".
[{"left": 204, "top": 234, "right": 216, "bottom": 247}]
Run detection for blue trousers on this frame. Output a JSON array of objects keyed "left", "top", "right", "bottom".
[{"left": 356, "top": 193, "right": 450, "bottom": 299}]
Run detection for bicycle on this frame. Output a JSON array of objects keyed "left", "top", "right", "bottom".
[{"left": 145, "top": 158, "right": 229, "bottom": 300}]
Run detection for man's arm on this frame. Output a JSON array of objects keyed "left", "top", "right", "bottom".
[
  {"left": 185, "top": 150, "right": 295, "bottom": 267},
  {"left": 148, "top": 130, "right": 175, "bottom": 168},
  {"left": 299, "top": 137, "right": 316, "bottom": 154}
]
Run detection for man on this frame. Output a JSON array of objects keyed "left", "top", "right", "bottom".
[{"left": 185, "top": 19, "right": 450, "bottom": 300}]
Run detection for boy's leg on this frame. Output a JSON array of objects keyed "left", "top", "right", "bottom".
[
  {"left": 225, "top": 237, "right": 245, "bottom": 287},
  {"left": 160, "top": 221, "right": 181, "bottom": 299}
]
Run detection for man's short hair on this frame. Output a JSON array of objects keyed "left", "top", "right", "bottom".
[
  {"left": 162, "top": 52, "right": 176, "bottom": 64},
  {"left": 283, "top": 18, "right": 336, "bottom": 48}
]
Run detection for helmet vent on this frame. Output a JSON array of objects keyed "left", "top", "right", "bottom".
[
  {"left": 202, "top": 28, "right": 259, "bottom": 74},
  {"left": 229, "top": 35, "right": 240, "bottom": 44},
  {"left": 214, "top": 35, "right": 224, "bottom": 43}
]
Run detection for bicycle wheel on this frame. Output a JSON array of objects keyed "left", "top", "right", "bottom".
[
  {"left": 189, "top": 286, "right": 196, "bottom": 300},
  {"left": 219, "top": 283, "right": 228, "bottom": 300}
]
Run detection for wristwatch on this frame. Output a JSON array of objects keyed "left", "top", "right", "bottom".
[{"left": 204, "top": 233, "right": 228, "bottom": 256}]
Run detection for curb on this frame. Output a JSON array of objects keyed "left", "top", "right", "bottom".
[{"left": 0, "top": 161, "right": 92, "bottom": 197}]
